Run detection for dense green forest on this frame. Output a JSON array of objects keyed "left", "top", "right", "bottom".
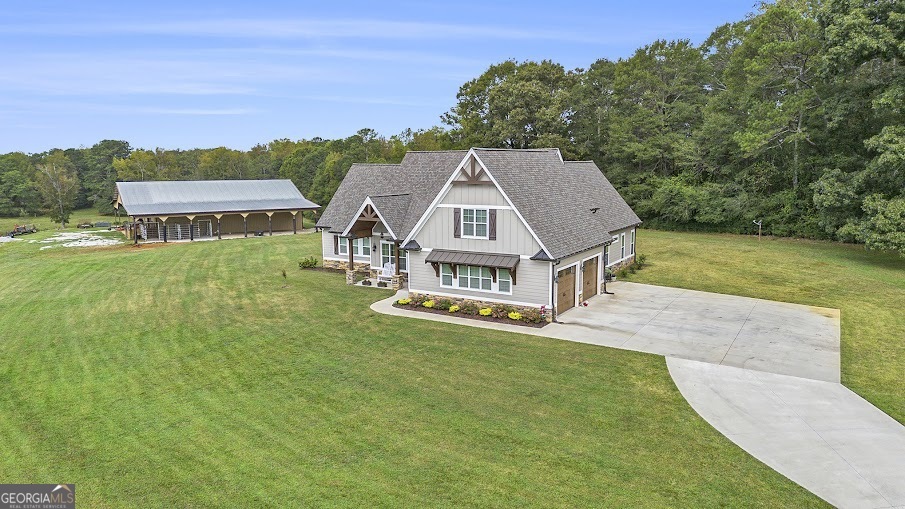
[{"left": 1, "top": 0, "right": 902, "bottom": 254}]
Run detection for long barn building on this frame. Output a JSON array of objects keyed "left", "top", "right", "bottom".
[{"left": 114, "top": 180, "right": 320, "bottom": 242}]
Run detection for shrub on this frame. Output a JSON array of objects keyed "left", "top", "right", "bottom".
[
  {"left": 617, "top": 267, "right": 629, "bottom": 279},
  {"left": 422, "top": 300, "right": 435, "bottom": 308},
  {"left": 508, "top": 311, "right": 523, "bottom": 321},
  {"left": 628, "top": 264, "right": 637, "bottom": 274},
  {"left": 396, "top": 298, "right": 412, "bottom": 305},
  {"left": 435, "top": 298, "right": 453, "bottom": 311},
  {"left": 460, "top": 302, "right": 479, "bottom": 315},
  {"left": 636, "top": 253, "right": 648, "bottom": 267},
  {"left": 448, "top": 305, "right": 460, "bottom": 313},
  {"left": 409, "top": 294, "right": 426, "bottom": 306},
  {"left": 479, "top": 308, "right": 492, "bottom": 316},
  {"left": 298, "top": 256, "right": 318, "bottom": 269},
  {"left": 521, "top": 308, "right": 542, "bottom": 323},
  {"left": 491, "top": 304, "right": 512, "bottom": 319}
]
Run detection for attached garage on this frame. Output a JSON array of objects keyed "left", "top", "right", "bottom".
[
  {"left": 582, "top": 256, "right": 598, "bottom": 300},
  {"left": 557, "top": 266, "right": 576, "bottom": 314},
  {"left": 114, "top": 180, "right": 320, "bottom": 243}
]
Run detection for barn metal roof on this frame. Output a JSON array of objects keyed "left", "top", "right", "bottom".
[{"left": 115, "top": 180, "right": 319, "bottom": 216}]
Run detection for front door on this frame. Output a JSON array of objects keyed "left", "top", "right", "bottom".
[
  {"left": 557, "top": 266, "right": 576, "bottom": 314},
  {"left": 582, "top": 257, "right": 598, "bottom": 300}
]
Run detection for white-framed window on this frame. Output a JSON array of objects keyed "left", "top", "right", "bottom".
[
  {"left": 441, "top": 265, "right": 510, "bottom": 294},
  {"left": 462, "top": 208, "right": 488, "bottom": 239},
  {"left": 381, "top": 241, "right": 408, "bottom": 271},
  {"left": 352, "top": 237, "right": 371, "bottom": 256},
  {"left": 630, "top": 229, "right": 635, "bottom": 255},
  {"left": 440, "top": 263, "right": 454, "bottom": 286},
  {"left": 337, "top": 235, "right": 348, "bottom": 255},
  {"left": 459, "top": 265, "right": 493, "bottom": 290},
  {"left": 621, "top": 233, "right": 626, "bottom": 259},
  {"left": 498, "top": 268, "right": 512, "bottom": 293}
]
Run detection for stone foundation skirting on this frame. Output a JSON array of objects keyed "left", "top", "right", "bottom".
[{"left": 324, "top": 259, "right": 371, "bottom": 276}]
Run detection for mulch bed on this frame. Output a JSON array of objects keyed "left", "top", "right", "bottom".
[{"left": 393, "top": 303, "right": 548, "bottom": 328}]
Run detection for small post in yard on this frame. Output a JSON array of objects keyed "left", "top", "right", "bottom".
[{"left": 753, "top": 220, "right": 763, "bottom": 241}]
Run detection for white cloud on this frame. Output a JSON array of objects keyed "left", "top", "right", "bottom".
[{"left": 0, "top": 17, "right": 611, "bottom": 44}]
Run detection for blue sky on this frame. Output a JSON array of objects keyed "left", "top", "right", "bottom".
[{"left": 0, "top": 0, "right": 756, "bottom": 153}]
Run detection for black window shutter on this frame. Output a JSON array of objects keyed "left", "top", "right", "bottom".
[
  {"left": 453, "top": 208, "right": 461, "bottom": 238},
  {"left": 489, "top": 209, "right": 497, "bottom": 240},
  {"left": 333, "top": 234, "right": 338, "bottom": 255}
]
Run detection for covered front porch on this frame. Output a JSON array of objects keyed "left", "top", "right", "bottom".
[{"left": 340, "top": 198, "right": 409, "bottom": 290}]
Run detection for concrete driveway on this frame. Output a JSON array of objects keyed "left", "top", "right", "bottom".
[
  {"left": 554, "top": 282, "right": 840, "bottom": 381},
  {"left": 374, "top": 282, "right": 905, "bottom": 508}
]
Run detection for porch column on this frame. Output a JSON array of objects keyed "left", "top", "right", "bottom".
[
  {"left": 214, "top": 214, "right": 223, "bottom": 240},
  {"left": 394, "top": 243, "right": 401, "bottom": 275},
  {"left": 187, "top": 215, "right": 195, "bottom": 241},
  {"left": 241, "top": 213, "right": 249, "bottom": 237},
  {"left": 348, "top": 237, "right": 354, "bottom": 267},
  {"left": 266, "top": 211, "right": 274, "bottom": 236}
]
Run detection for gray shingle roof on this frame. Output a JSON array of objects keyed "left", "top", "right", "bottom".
[
  {"left": 473, "top": 149, "right": 641, "bottom": 259},
  {"left": 369, "top": 193, "right": 412, "bottom": 237},
  {"left": 316, "top": 151, "right": 466, "bottom": 236},
  {"left": 116, "top": 180, "right": 319, "bottom": 216},
  {"left": 317, "top": 148, "right": 640, "bottom": 260}
]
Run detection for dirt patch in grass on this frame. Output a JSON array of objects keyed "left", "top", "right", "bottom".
[{"left": 394, "top": 302, "right": 548, "bottom": 328}]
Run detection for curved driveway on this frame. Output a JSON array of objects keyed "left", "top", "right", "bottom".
[{"left": 374, "top": 282, "right": 905, "bottom": 508}]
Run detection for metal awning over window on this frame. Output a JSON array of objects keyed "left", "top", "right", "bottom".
[{"left": 424, "top": 249, "right": 520, "bottom": 270}]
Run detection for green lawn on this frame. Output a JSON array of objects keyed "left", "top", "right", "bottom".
[
  {"left": 625, "top": 229, "right": 905, "bottom": 423},
  {"left": 0, "top": 226, "right": 824, "bottom": 507}
]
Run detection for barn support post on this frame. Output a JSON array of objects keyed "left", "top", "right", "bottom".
[
  {"left": 266, "top": 211, "right": 274, "bottom": 236},
  {"left": 292, "top": 211, "right": 298, "bottom": 234},
  {"left": 132, "top": 217, "right": 138, "bottom": 245},
  {"left": 241, "top": 213, "right": 249, "bottom": 238},
  {"left": 214, "top": 214, "right": 222, "bottom": 240},
  {"left": 160, "top": 217, "right": 168, "bottom": 243},
  {"left": 187, "top": 215, "right": 195, "bottom": 241}
]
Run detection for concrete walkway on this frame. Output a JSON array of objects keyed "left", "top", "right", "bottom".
[{"left": 371, "top": 283, "right": 905, "bottom": 508}]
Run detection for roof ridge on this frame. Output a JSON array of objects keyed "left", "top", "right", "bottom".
[
  {"left": 472, "top": 147, "right": 559, "bottom": 152},
  {"left": 371, "top": 193, "right": 411, "bottom": 198},
  {"left": 404, "top": 149, "right": 467, "bottom": 153}
]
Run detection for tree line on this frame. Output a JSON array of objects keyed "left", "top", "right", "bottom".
[{"left": 1, "top": 0, "right": 902, "bottom": 254}]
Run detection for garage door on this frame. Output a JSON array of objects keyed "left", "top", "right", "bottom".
[
  {"left": 582, "top": 257, "right": 598, "bottom": 300},
  {"left": 557, "top": 266, "right": 576, "bottom": 314}
]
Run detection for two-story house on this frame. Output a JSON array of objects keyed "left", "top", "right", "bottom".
[{"left": 316, "top": 148, "right": 640, "bottom": 317}]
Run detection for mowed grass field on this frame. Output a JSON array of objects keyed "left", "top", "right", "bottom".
[
  {"left": 0, "top": 223, "right": 823, "bottom": 507},
  {"left": 626, "top": 229, "right": 905, "bottom": 424}
]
